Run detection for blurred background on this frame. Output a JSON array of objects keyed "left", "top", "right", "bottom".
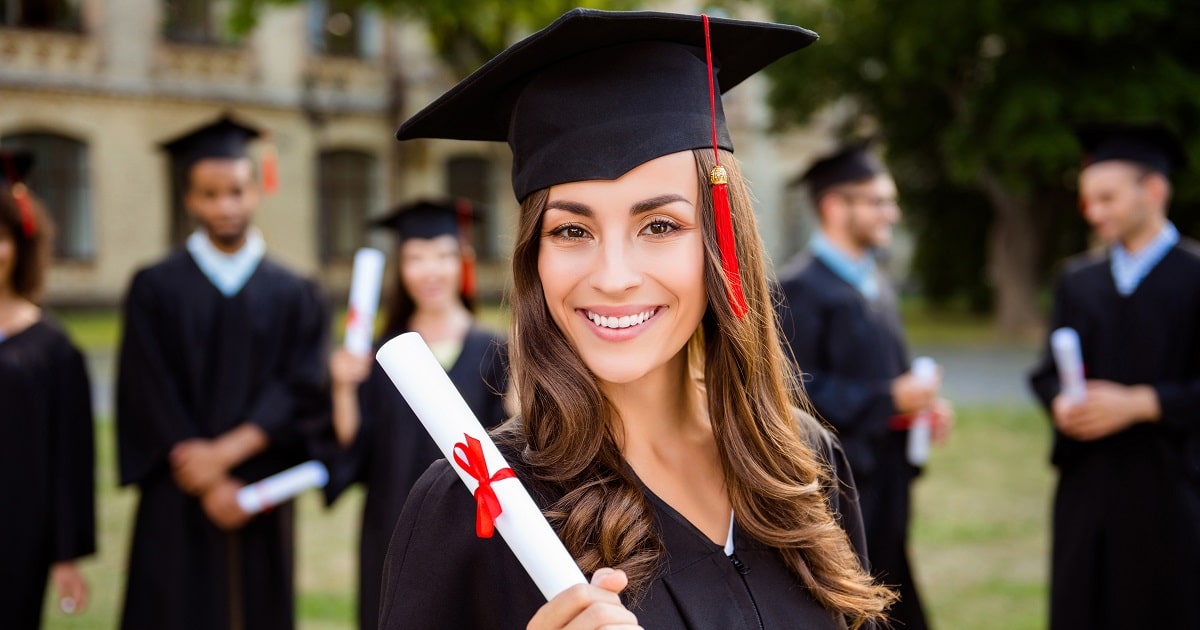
[{"left": 4, "top": 0, "right": 1198, "bottom": 628}]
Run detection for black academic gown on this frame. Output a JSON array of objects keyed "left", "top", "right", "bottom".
[
  {"left": 775, "top": 254, "right": 927, "bottom": 629},
  {"left": 0, "top": 318, "right": 95, "bottom": 629},
  {"left": 1028, "top": 241, "right": 1200, "bottom": 630},
  {"left": 324, "top": 325, "right": 509, "bottom": 630},
  {"left": 116, "top": 250, "right": 329, "bottom": 630},
  {"left": 378, "top": 416, "right": 871, "bottom": 630}
]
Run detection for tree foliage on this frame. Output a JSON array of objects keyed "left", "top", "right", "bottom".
[{"left": 762, "top": 0, "right": 1200, "bottom": 323}]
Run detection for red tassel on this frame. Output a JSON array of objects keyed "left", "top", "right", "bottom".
[
  {"left": 455, "top": 198, "right": 477, "bottom": 301},
  {"left": 702, "top": 14, "right": 747, "bottom": 320},
  {"left": 261, "top": 139, "right": 279, "bottom": 195},
  {"left": 711, "top": 167, "right": 747, "bottom": 318},
  {"left": 12, "top": 183, "right": 36, "bottom": 238}
]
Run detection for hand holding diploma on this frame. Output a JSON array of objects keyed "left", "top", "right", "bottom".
[
  {"left": 1051, "top": 328, "right": 1086, "bottom": 405},
  {"left": 375, "top": 332, "right": 587, "bottom": 601},
  {"left": 236, "top": 460, "right": 330, "bottom": 515},
  {"left": 528, "top": 568, "right": 642, "bottom": 630},
  {"left": 906, "top": 357, "right": 938, "bottom": 466}
]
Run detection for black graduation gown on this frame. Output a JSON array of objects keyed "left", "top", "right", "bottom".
[
  {"left": 1028, "top": 241, "right": 1200, "bottom": 630},
  {"left": 775, "top": 254, "right": 927, "bottom": 629},
  {"left": 323, "top": 325, "right": 509, "bottom": 630},
  {"left": 115, "top": 250, "right": 329, "bottom": 630},
  {"left": 378, "top": 418, "right": 871, "bottom": 630},
  {"left": 0, "top": 318, "right": 95, "bottom": 629}
]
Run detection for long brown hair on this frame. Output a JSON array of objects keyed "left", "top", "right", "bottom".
[
  {"left": 501, "top": 149, "right": 895, "bottom": 626},
  {"left": 0, "top": 185, "right": 52, "bottom": 302}
]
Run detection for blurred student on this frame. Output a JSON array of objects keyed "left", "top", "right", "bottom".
[
  {"left": 115, "top": 114, "right": 329, "bottom": 630},
  {"left": 0, "top": 149, "right": 95, "bottom": 628},
  {"left": 775, "top": 142, "right": 952, "bottom": 630},
  {"left": 325, "top": 199, "right": 509, "bottom": 630},
  {"left": 1029, "top": 123, "right": 1200, "bottom": 629}
]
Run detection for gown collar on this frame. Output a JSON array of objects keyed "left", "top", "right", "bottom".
[{"left": 186, "top": 227, "right": 266, "bottom": 297}]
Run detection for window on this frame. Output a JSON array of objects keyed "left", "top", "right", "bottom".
[
  {"left": 307, "top": 0, "right": 379, "bottom": 58},
  {"left": 1, "top": 0, "right": 83, "bottom": 31},
  {"left": 162, "top": 0, "right": 240, "bottom": 46},
  {"left": 318, "top": 149, "right": 375, "bottom": 261},
  {"left": 446, "top": 156, "right": 495, "bottom": 260},
  {"left": 0, "top": 133, "right": 93, "bottom": 261}
]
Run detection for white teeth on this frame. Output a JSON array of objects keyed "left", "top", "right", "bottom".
[{"left": 587, "top": 308, "right": 657, "bottom": 329}]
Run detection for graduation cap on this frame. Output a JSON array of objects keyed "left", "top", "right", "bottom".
[
  {"left": 396, "top": 9, "right": 817, "bottom": 318},
  {"left": 1, "top": 148, "right": 37, "bottom": 237},
  {"left": 1076, "top": 122, "right": 1189, "bottom": 176},
  {"left": 161, "top": 113, "right": 279, "bottom": 194},
  {"left": 372, "top": 198, "right": 481, "bottom": 298},
  {"left": 800, "top": 140, "right": 888, "bottom": 203}
]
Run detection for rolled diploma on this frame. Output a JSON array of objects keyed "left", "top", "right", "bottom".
[
  {"left": 906, "top": 356, "right": 938, "bottom": 466},
  {"left": 375, "top": 332, "right": 587, "bottom": 601},
  {"left": 344, "top": 248, "right": 387, "bottom": 356},
  {"left": 236, "top": 460, "right": 329, "bottom": 515},
  {"left": 1051, "top": 327, "right": 1086, "bottom": 404}
]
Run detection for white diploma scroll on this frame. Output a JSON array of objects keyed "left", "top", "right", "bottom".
[
  {"left": 344, "top": 248, "right": 387, "bottom": 356},
  {"left": 1051, "top": 327, "right": 1086, "bottom": 404},
  {"left": 236, "top": 460, "right": 329, "bottom": 515},
  {"left": 905, "top": 356, "right": 938, "bottom": 466},
  {"left": 375, "top": 332, "right": 587, "bottom": 601}
]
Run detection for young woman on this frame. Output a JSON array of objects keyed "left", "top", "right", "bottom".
[
  {"left": 325, "top": 200, "right": 509, "bottom": 630},
  {"left": 0, "top": 150, "right": 95, "bottom": 627},
  {"left": 378, "top": 10, "right": 896, "bottom": 630}
]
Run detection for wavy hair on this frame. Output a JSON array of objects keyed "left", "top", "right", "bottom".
[{"left": 500, "top": 148, "right": 895, "bottom": 627}]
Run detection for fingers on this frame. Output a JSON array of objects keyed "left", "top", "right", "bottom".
[{"left": 527, "top": 570, "right": 637, "bottom": 630}]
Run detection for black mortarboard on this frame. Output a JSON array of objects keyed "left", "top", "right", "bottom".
[
  {"left": 161, "top": 114, "right": 263, "bottom": 172},
  {"left": 1076, "top": 122, "right": 1188, "bottom": 175},
  {"left": 0, "top": 148, "right": 34, "bottom": 186},
  {"left": 395, "top": 9, "right": 817, "bottom": 202},
  {"left": 371, "top": 199, "right": 479, "bottom": 242},
  {"left": 800, "top": 141, "right": 887, "bottom": 203}
]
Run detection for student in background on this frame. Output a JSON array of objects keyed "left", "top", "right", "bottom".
[
  {"left": 775, "top": 143, "right": 952, "bottom": 630},
  {"left": 325, "top": 199, "right": 509, "bottom": 630},
  {"left": 116, "top": 114, "right": 329, "bottom": 630},
  {"left": 0, "top": 148, "right": 95, "bottom": 628},
  {"left": 1029, "top": 123, "right": 1200, "bottom": 629}
]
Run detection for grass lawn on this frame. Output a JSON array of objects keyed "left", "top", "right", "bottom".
[{"left": 45, "top": 308, "right": 1054, "bottom": 629}]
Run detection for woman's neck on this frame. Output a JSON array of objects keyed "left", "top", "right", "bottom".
[
  {"left": 602, "top": 350, "right": 709, "bottom": 452},
  {"left": 408, "top": 302, "right": 472, "bottom": 343},
  {"left": 0, "top": 288, "right": 40, "bottom": 334}
]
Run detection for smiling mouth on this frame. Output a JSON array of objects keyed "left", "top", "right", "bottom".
[{"left": 583, "top": 307, "right": 661, "bottom": 330}]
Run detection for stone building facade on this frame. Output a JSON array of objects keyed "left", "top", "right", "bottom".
[{"left": 0, "top": 0, "right": 835, "bottom": 306}]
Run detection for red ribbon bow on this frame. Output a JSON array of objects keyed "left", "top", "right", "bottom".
[{"left": 452, "top": 433, "right": 516, "bottom": 538}]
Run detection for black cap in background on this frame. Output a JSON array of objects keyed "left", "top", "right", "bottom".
[
  {"left": 395, "top": 9, "right": 817, "bottom": 201},
  {"left": 161, "top": 114, "right": 263, "bottom": 172},
  {"left": 799, "top": 140, "right": 888, "bottom": 204},
  {"left": 371, "top": 199, "right": 479, "bottom": 242},
  {"left": 1076, "top": 122, "right": 1188, "bottom": 176}
]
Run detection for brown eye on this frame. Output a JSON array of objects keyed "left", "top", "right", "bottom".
[{"left": 641, "top": 220, "right": 679, "bottom": 237}]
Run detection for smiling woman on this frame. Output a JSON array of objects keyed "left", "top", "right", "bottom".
[{"left": 378, "top": 9, "right": 896, "bottom": 630}]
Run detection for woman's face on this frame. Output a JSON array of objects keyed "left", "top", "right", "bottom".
[
  {"left": 538, "top": 150, "right": 707, "bottom": 385},
  {"left": 399, "top": 234, "right": 461, "bottom": 312},
  {"left": 0, "top": 224, "right": 15, "bottom": 291}
]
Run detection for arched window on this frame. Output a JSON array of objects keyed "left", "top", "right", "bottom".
[
  {"left": 318, "top": 149, "right": 375, "bottom": 261},
  {"left": 446, "top": 155, "right": 495, "bottom": 261},
  {"left": 0, "top": 0, "right": 82, "bottom": 31},
  {"left": 161, "top": 0, "right": 241, "bottom": 46},
  {"left": 0, "top": 132, "right": 93, "bottom": 261}
]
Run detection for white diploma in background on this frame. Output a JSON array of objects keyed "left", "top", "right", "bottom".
[
  {"left": 906, "top": 356, "right": 938, "bottom": 466},
  {"left": 236, "top": 460, "right": 329, "bottom": 515},
  {"left": 344, "top": 248, "right": 386, "bottom": 356},
  {"left": 1051, "top": 327, "right": 1086, "bottom": 404},
  {"left": 376, "top": 332, "right": 587, "bottom": 601}
]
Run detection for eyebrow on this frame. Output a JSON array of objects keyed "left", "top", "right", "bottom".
[{"left": 545, "top": 193, "right": 692, "bottom": 218}]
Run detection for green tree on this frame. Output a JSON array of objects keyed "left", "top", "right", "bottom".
[
  {"left": 232, "top": 0, "right": 634, "bottom": 78},
  {"left": 764, "top": 0, "right": 1200, "bottom": 332}
]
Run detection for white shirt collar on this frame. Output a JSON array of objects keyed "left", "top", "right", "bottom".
[{"left": 186, "top": 227, "right": 266, "bottom": 297}]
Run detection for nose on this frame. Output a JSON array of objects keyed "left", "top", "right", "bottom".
[{"left": 590, "top": 237, "right": 642, "bottom": 295}]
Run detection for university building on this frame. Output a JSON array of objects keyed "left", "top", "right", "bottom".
[{"left": 1, "top": 0, "right": 833, "bottom": 306}]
